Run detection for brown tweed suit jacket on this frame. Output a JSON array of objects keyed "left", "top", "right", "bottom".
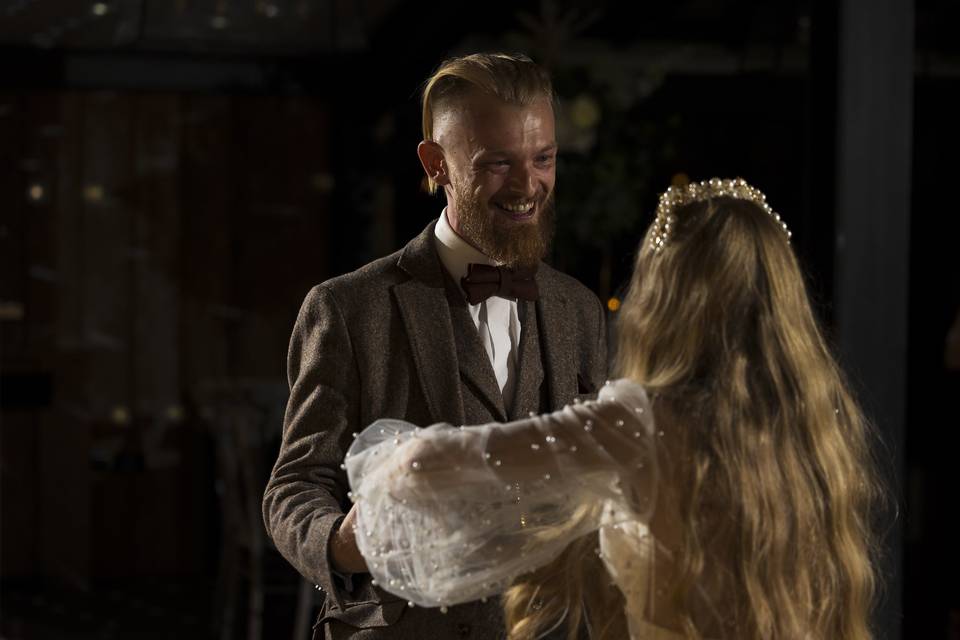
[{"left": 263, "top": 220, "right": 608, "bottom": 639}]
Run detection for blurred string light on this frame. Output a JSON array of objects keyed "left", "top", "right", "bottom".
[
  {"left": 607, "top": 297, "right": 621, "bottom": 312},
  {"left": 211, "top": 0, "right": 229, "bottom": 29},
  {"left": 0, "top": 301, "right": 25, "bottom": 322},
  {"left": 310, "top": 173, "right": 335, "bottom": 193},
  {"left": 27, "top": 183, "right": 45, "bottom": 203},
  {"left": 257, "top": 1, "right": 280, "bottom": 18},
  {"left": 83, "top": 184, "right": 105, "bottom": 202},
  {"left": 21, "top": 1, "right": 118, "bottom": 48},
  {"left": 111, "top": 405, "right": 131, "bottom": 426},
  {"left": 570, "top": 94, "right": 601, "bottom": 129}
]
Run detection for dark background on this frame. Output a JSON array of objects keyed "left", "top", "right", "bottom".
[{"left": 0, "top": 1, "right": 957, "bottom": 638}]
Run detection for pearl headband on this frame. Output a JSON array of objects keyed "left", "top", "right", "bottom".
[{"left": 650, "top": 177, "right": 791, "bottom": 253}]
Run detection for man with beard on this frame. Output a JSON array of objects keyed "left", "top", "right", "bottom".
[{"left": 263, "top": 53, "right": 608, "bottom": 639}]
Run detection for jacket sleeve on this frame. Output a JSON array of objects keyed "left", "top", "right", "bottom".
[
  {"left": 579, "top": 292, "right": 609, "bottom": 395},
  {"left": 593, "top": 293, "right": 609, "bottom": 388},
  {"left": 262, "top": 284, "right": 359, "bottom": 600}
]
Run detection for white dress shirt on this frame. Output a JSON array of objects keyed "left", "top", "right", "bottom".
[{"left": 434, "top": 210, "right": 521, "bottom": 411}]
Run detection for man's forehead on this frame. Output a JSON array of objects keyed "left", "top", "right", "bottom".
[{"left": 434, "top": 91, "right": 555, "bottom": 145}]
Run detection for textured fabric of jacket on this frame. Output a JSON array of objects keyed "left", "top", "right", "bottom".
[{"left": 263, "top": 220, "right": 608, "bottom": 639}]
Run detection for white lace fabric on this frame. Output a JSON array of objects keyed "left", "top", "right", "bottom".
[{"left": 345, "top": 379, "right": 660, "bottom": 612}]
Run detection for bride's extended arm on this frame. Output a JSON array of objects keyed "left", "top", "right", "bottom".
[{"left": 344, "top": 379, "right": 658, "bottom": 607}]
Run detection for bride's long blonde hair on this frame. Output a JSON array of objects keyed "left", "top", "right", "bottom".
[{"left": 503, "top": 193, "right": 884, "bottom": 639}]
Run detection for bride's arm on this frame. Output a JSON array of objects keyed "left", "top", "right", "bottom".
[
  {"left": 389, "top": 380, "right": 654, "bottom": 498},
  {"left": 344, "top": 379, "right": 660, "bottom": 608}
]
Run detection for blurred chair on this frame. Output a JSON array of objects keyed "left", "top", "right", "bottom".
[{"left": 205, "top": 381, "right": 316, "bottom": 640}]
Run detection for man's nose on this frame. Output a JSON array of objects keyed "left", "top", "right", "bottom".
[{"left": 508, "top": 164, "right": 537, "bottom": 196}]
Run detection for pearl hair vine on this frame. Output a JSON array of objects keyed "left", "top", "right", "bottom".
[{"left": 650, "top": 177, "right": 791, "bottom": 253}]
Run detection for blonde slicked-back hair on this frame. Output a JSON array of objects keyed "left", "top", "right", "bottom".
[
  {"left": 420, "top": 52, "right": 556, "bottom": 194},
  {"left": 504, "top": 190, "right": 885, "bottom": 639}
]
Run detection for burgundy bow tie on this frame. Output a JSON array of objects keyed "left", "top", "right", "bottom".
[{"left": 460, "top": 263, "right": 539, "bottom": 305}]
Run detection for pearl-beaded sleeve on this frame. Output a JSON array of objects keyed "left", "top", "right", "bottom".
[{"left": 344, "top": 378, "right": 658, "bottom": 609}]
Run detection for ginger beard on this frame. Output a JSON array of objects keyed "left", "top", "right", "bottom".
[{"left": 453, "top": 180, "right": 556, "bottom": 269}]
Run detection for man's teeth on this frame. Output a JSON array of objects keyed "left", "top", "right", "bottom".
[{"left": 498, "top": 201, "right": 534, "bottom": 213}]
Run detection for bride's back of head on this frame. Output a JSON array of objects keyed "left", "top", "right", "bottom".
[
  {"left": 504, "top": 184, "right": 884, "bottom": 640},
  {"left": 612, "top": 191, "right": 883, "bottom": 639}
]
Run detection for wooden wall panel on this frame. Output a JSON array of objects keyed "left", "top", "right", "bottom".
[
  {"left": 3, "top": 89, "right": 333, "bottom": 582},
  {"left": 38, "top": 408, "right": 92, "bottom": 584},
  {"left": 179, "top": 94, "right": 233, "bottom": 395},
  {"left": 0, "top": 93, "right": 26, "bottom": 355},
  {"left": 55, "top": 92, "right": 85, "bottom": 357},
  {"left": 40, "top": 91, "right": 93, "bottom": 584},
  {"left": 79, "top": 91, "right": 134, "bottom": 419},
  {"left": 23, "top": 94, "right": 62, "bottom": 367},
  {"left": 0, "top": 413, "right": 40, "bottom": 577},
  {"left": 130, "top": 93, "right": 180, "bottom": 417},
  {"left": 230, "top": 96, "right": 329, "bottom": 381}
]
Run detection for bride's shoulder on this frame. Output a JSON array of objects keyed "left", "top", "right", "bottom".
[{"left": 598, "top": 377, "right": 650, "bottom": 405}]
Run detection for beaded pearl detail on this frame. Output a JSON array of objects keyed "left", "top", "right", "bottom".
[
  {"left": 347, "top": 379, "right": 658, "bottom": 612},
  {"left": 651, "top": 177, "right": 791, "bottom": 253}
]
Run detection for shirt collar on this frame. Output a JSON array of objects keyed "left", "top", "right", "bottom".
[{"left": 434, "top": 208, "right": 496, "bottom": 284}]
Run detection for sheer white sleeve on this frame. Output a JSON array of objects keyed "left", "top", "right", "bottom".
[{"left": 344, "top": 378, "right": 658, "bottom": 608}]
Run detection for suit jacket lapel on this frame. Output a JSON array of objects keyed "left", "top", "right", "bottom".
[
  {"left": 448, "top": 300, "right": 508, "bottom": 422},
  {"left": 392, "top": 221, "right": 466, "bottom": 426},
  {"left": 536, "top": 269, "right": 578, "bottom": 411},
  {"left": 509, "top": 300, "right": 545, "bottom": 420}
]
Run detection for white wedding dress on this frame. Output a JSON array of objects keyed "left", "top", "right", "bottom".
[{"left": 345, "top": 379, "right": 691, "bottom": 639}]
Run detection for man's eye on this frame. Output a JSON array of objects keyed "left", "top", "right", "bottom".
[
  {"left": 490, "top": 160, "right": 509, "bottom": 167},
  {"left": 537, "top": 155, "right": 555, "bottom": 163}
]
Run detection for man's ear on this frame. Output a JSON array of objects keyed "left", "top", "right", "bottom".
[{"left": 417, "top": 140, "right": 450, "bottom": 186}]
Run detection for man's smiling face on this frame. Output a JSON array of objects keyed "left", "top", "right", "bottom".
[{"left": 438, "top": 90, "right": 557, "bottom": 267}]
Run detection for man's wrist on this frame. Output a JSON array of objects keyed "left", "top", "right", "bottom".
[
  {"left": 331, "top": 516, "right": 368, "bottom": 575},
  {"left": 329, "top": 516, "right": 350, "bottom": 574}
]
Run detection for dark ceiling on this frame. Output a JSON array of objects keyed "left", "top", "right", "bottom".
[
  {"left": 0, "top": 0, "right": 403, "bottom": 53},
  {"left": 2, "top": 0, "right": 957, "bottom": 56},
  {"left": 0, "top": 0, "right": 955, "bottom": 86}
]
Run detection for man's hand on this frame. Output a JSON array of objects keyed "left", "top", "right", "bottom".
[{"left": 330, "top": 503, "right": 369, "bottom": 574}]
